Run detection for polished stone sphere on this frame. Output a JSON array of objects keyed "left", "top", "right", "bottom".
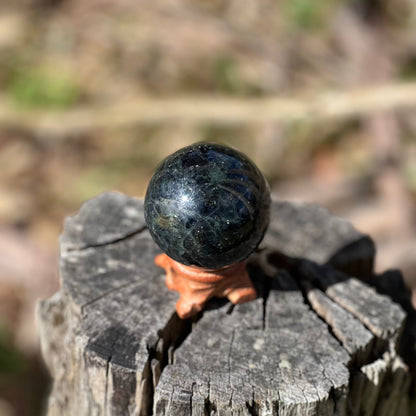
[{"left": 144, "top": 143, "right": 271, "bottom": 269}]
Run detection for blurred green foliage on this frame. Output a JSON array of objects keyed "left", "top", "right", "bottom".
[
  {"left": 213, "top": 56, "right": 244, "bottom": 94},
  {"left": 0, "top": 326, "right": 26, "bottom": 378},
  {"left": 8, "top": 67, "right": 80, "bottom": 109},
  {"left": 285, "top": 0, "right": 333, "bottom": 30},
  {"left": 213, "top": 56, "right": 262, "bottom": 95},
  {"left": 404, "top": 162, "right": 416, "bottom": 191},
  {"left": 400, "top": 56, "right": 416, "bottom": 80}
]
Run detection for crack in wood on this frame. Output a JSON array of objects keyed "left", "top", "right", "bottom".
[
  {"left": 104, "top": 355, "right": 111, "bottom": 416},
  {"left": 226, "top": 303, "right": 235, "bottom": 315},
  {"left": 144, "top": 311, "right": 201, "bottom": 415},
  {"left": 227, "top": 330, "right": 235, "bottom": 387},
  {"left": 190, "top": 382, "right": 195, "bottom": 416},
  {"left": 247, "top": 251, "right": 274, "bottom": 331},
  {"left": 204, "top": 375, "right": 215, "bottom": 416},
  {"left": 97, "top": 322, "right": 131, "bottom": 415},
  {"left": 296, "top": 279, "right": 350, "bottom": 364},
  {"left": 66, "top": 226, "right": 148, "bottom": 252},
  {"left": 311, "top": 351, "right": 337, "bottom": 409},
  {"left": 141, "top": 345, "right": 158, "bottom": 416},
  {"left": 245, "top": 401, "right": 257, "bottom": 416},
  {"left": 245, "top": 386, "right": 257, "bottom": 416},
  {"left": 80, "top": 280, "right": 142, "bottom": 315},
  {"left": 294, "top": 259, "right": 400, "bottom": 353}
]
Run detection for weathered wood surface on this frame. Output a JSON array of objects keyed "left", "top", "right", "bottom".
[{"left": 38, "top": 191, "right": 414, "bottom": 416}]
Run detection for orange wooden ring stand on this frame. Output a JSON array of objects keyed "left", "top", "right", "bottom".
[{"left": 155, "top": 253, "right": 257, "bottom": 319}]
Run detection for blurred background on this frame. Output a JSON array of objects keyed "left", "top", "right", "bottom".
[{"left": 1, "top": 0, "right": 416, "bottom": 414}]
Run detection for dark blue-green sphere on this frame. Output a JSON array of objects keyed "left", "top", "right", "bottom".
[{"left": 144, "top": 143, "right": 271, "bottom": 269}]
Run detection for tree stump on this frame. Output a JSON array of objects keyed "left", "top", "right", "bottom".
[{"left": 38, "top": 192, "right": 414, "bottom": 415}]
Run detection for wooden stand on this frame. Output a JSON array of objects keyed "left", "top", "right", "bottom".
[
  {"left": 38, "top": 191, "right": 415, "bottom": 415},
  {"left": 155, "top": 254, "right": 257, "bottom": 319}
]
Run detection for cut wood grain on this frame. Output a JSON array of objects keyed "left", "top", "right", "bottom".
[{"left": 38, "top": 191, "right": 413, "bottom": 415}]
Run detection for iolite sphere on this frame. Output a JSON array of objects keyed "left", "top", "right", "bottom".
[{"left": 144, "top": 143, "right": 271, "bottom": 269}]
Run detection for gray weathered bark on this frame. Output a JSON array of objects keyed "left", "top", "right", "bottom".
[{"left": 38, "top": 191, "right": 414, "bottom": 415}]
